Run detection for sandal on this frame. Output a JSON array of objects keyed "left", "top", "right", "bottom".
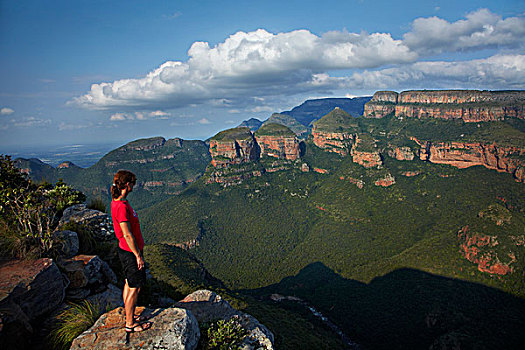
[{"left": 125, "top": 322, "right": 151, "bottom": 333}]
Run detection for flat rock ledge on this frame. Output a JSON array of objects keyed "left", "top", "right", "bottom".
[{"left": 70, "top": 306, "right": 199, "bottom": 350}]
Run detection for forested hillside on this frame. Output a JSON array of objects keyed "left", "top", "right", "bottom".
[
  {"left": 15, "top": 137, "right": 210, "bottom": 210},
  {"left": 140, "top": 114, "right": 525, "bottom": 349}
]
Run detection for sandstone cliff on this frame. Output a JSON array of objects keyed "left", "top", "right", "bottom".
[
  {"left": 255, "top": 123, "right": 300, "bottom": 160},
  {"left": 351, "top": 134, "right": 382, "bottom": 168},
  {"left": 207, "top": 125, "right": 305, "bottom": 185},
  {"left": 209, "top": 127, "right": 259, "bottom": 168},
  {"left": 312, "top": 108, "right": 356, "bottom": 156},
  {"left": 413, "top": 137, "right": 525, "bottom": 182},
  {"left": 364, "top": 90, "right": 525, "bottom": 121}
]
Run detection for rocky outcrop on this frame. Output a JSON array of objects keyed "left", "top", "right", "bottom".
[
  {"left": 255, "top": 124, "right": 300, "bottom": 160},
  {"left": 52, "top": 230, "right": 79, "bottom": 258},
  {"left": 57, "top": 161, "right": 78, "bottom": 169},
  {"left": 457, "top": 226, "right": 515, "bottom": 275},
  {"left": 58, "top": 255, "right": 117, "bottom": 300},
  {"left": 312, "top": 131, "right": 354, "bottom": 156},
  {"left": 388, "top": 146, "right": 414, "bottom": 161},
  {"left": 176, "top": 290, "right": 274, "bottom": 349},
  {"left": 351, "top": 135, "right": 382, "bottom": 168},
  {"left": 312, "top": 108, "right": 356, "bottom": 156},
  {"left": 375, "top": 173, "right": 396, "bottom": 187},
  {"left": 339, "top": 176, "right": 365, "bottom": 189},
  {"left": 207, "top": 125, "right": 303, "bottom": 185},
  {"left": 210, "top": 127, "right": 258, "bottom": 168},
  {"left": 401, "top": 171, "right": 421, "bottom": 177},
  {"left": 71, "top": 306, "right": 200, "bottom": 350},
  {"left": 59, "top": 204, "right": 114, "bottom": 240},
  {"left": 363, "top": 91, "right": 398, "bottom": 118},
  {"left": 414, "top": 138, "right": 525, "bottom": 182},
  {"left": 72, "top": 290, "right": 274, "bottom": 350},
  {"left": 364, "top": 90, "right": 525, "bottom": 121},
  {"left": 0, "top": 259, "right": 65, "bottom": 335}
]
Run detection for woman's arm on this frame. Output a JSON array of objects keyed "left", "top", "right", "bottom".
[{"left": 119, "top": 221, "right": 145, "bottom": 270}]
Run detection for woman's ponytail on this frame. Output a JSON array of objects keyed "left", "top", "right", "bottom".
[{"left": 111, "top": 170, "right": 136, "bottom": 199}]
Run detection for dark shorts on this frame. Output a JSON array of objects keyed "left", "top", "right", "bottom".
[{"left": 118, "top": 247, "right": 146, "bottom": 288}]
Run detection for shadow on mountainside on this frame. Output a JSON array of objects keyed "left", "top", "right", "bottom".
[{"left": 242, "top": 262, "right": 525, "bottom": 350}]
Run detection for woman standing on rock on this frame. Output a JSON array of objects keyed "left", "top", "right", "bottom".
[{"left": 111, "top": 170, "right": 151, "bottom": 334}]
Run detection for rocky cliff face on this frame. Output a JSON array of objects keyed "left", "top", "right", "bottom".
[
  {"left": 388, "top": 146, "right": 415, "bottom": 161},
  {"left": 256, "top": 123, "right": 301, "bottom": 160},
  {"left": 351, "top": 134, "right": 382, "bottom": 168},
  {"left": 210, "top": 127, "right": 259, "bottom": 168},
  {"left": 363, "top": 91, "right": 398, "bottom": 118},
  {"left": 311, "top": 108, "right": 356, "bottom": 156},
  {"left": 457, "top": 226, "right": 516, "bottom": 275},
  {"left": 257, "top": 135, "right": 300, "bottom": 160},
  {"left": 364, "top": 90, "right": 525, "bottom": 121},
  {"left": 413, "top": 137, "right": 525, "bottom": 182},
  {"left": 312, "top": 131, "right": 354, "bottom": 156},
  {"left": 207, "top": 125, "right": 303, "bottom": 185}
]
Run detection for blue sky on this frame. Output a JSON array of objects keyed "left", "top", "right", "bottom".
[{"left": 1, "top": 0, "right": 524, "bottom": 150}]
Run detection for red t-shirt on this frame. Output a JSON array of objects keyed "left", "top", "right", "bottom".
[{"left": 111, "top": 199, "right": 145, "bottom": 252}]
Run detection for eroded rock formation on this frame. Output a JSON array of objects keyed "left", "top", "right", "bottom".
[
  {"left": 255, "top": 124, "right": 300, "bottom": 160},
  {"left": 457, "top": 226, "right": 516, "bottom": 275},
  {"left": 413, "top": 137, "right": 525, "bottom": 182},
  {"left": 364, "top": 90, "right": 525, "bottom": 121},
  {"left": 312, "top": 108, "right": 356, "bottom": 156},
  {"left": 388, "top": 146, "right": 415, "bottom": 161},
  {"left": 210, "top": 127, "right": 258, "bottom": 168},
  {"left": 351, "top": 135, "right": 382, "bottom": 168}
]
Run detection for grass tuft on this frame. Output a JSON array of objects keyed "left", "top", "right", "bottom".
[{"left": 49, "top": 300, "right": 104, "bottom": 350}]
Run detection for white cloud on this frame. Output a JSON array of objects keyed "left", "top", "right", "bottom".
[
  {"left": 110, "top": 113, "right": 130, "bottom": 121},
  {"left": 1, "top": 107, "right": 14, "bottom": 115},
  {"left": 109, "top": 110, "right": 171, "bottom": 121},
  {"left": 72, "top": 28, "right": 415, "bottom": 111},
  {"left": 198, "top": 118, "right": 211, "bottom": 124},
  {"left": 71, "top": 10, "right": 525, "bottom": 115},
  {"left": 12, "top": 116, "right": 51, "bottom": 128},
  {"left": 345, "top": 54, "right": 525, "bottom": 90},
  {"left": 149, "top": 110, "right": 170, "bottom": 117},
  {"left": 404, "top": 9, "right": 525, "bottom": 55}
]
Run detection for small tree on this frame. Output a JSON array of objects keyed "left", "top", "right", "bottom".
[{"left": 0, "top": 155, "right": 85, "bottom": 256}]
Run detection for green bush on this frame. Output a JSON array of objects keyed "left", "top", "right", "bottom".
[
  {"left": 199, "top": 318, "right": 248, "bottom": 350},
  {"left": 1, "top": 155, "right": 87, "bottom": 257},
  {"left": 48, "top": 300, "right": 104, "bottom": 350}
]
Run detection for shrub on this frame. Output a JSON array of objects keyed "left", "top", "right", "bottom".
[
  {"left": 1, "top": 156, "right": 86, "bottom": 257},
  {"left": 199, "top": 318, "right": 248, "bottom": 350},
  {"left": 48, "top": 300, "right": 104, "bottom": 350}
]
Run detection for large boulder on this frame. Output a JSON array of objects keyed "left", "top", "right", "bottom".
[
  {"left": 0, "top": 258, "right": 65, "bottom": 349},
  {"left": 176, "top": 290, "right": 275, "bottom": 350},
  {"left": 52, "top": 230, "right": 79, "bottom": 258},
  {"left": 60, "top": 204, "right": 107, "bottom": 225},
  {"left": 70, "top": 306, "right": 199, "bottom": 350},
  {"left": 58, "top": 255, "right": 117, "bottom": 300},
  {"left": 59, "top": 204, "right": 114, "bottom": 240}
]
